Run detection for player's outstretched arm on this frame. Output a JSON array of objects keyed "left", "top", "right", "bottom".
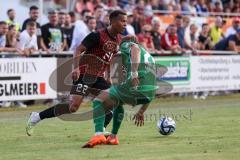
[
  {"left": 133, "top": 103, "right": 150, "bottom": 127},
  {"left": 130, "top": 44, "right": 141, "bottom": 88},
  {"left": 72, "top": 44, "right": 86, "bottom": 81}
]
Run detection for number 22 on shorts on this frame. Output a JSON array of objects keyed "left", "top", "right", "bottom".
[{"left": 76, "top": 84, "right": 88, "bottom": 95}]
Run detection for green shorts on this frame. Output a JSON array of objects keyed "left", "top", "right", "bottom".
[{"left": 109, "top": 72, "right": 158, "bottom": 106}]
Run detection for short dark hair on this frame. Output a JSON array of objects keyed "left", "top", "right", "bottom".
[
  {"left": 94, "top": 5, "right": 103, "bottom": 10},
  {"left": 81, "top": 9, "right": 91, "bottom": 16},
  {"left": 8, "top": 24, "right": 15, "bottom": 30},
  {"left": 48, "top": 9, "right": 58, "bottom": 15},
  {"left": 7, "top": 9, "right": 14, "bottom": 14},
  {"left": 109, "top": 10, "right": 126, "bottom": 22},
  {"left": 58, "top": 10, "right": 66, "bottom": 15},
  {"left": 30, "top": 5, "right": 38, "bottom": 11},
  {"left": 175, "top": 15, "right": 182, "bottom": 19},
  {"left": 69, "top": 11, "right": 75, "bottom": 18},
  {"left": 202, "top": 23, "right": 208, "bottom": 28},
  {"left": 169, "top": 23, "right": 176, "bottom": 28},
  {"left": 190, "top": 23, "right": 196, "bottom": 29},
  {"left": 26, "top": 20, "right": 36, "bottom": 27},
  {"left": 0, "top": 21, "right": 7, "bottom": 26},
  {"left": 86, "top": 16, "right": 96, "bottom": 24}
]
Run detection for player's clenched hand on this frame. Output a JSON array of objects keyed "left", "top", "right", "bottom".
[
  {"left": 107, "top": 77, "right": 112, "bottom": 85},
  {"left": 133, "top": 112, "right": 144, "bottom": 127},
  {"left": 72, "top": 68, "right": 80, "bottom": 81},
  {"left": 131, "top": 77, "right": 139, "bottom": 89}
]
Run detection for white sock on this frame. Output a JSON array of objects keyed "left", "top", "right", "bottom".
[
  {"left": 95, "top": 132, "right": 103, "bottom": 136},
  {"left": 32, "top": 112, "right": 41, "bottom": 123}
]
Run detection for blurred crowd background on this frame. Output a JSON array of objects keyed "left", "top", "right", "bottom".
[
  {"left": 1, "top": 0, "right": 240, "bottom": 56},
  {"left": 1, "top": 0, "right": 240, "bottom": 107}
]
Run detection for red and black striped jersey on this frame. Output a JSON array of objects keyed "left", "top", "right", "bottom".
[{"left": 79, "top": 29, "right": 122, "bottom": 77}]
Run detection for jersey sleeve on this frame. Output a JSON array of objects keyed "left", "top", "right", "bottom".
[
  {"left": 120, "top": 41, "right": 136, "bottom": 56},
  {"left": 81, "top": 32, "right": 100, "bottom": 50}
]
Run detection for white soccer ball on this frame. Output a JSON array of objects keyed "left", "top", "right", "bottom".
[{"left": 157, "top": 117, "right": 176, "bottom": 135}]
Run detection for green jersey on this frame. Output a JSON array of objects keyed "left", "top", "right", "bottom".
[
  {"left": 120, "top": 41, "right": 155, "bottom": 79},
  {"left": 108, "top": 41, "right": 157, "bottom": 106}
]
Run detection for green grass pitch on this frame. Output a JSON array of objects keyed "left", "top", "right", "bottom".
[{"left": 0, "top": 94, "right": 240, "bottom": 160}]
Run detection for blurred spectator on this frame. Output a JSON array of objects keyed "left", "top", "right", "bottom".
[
  {"left": 103, "top": 12, "right": 110, "bottom": 27},
  {"left": 183, "top": 16, "right": 190, "bottom": 29},
  {"left": 225, "top": 18, "right": 240, "bottom": 37},
  {"left": 5, "top": 9, "right": 21, "bottom": 32},
  {"left": 198, "top": 23, "right": 213, "bottom": 50},
  {"left": 0, "top": 21, "right": 21, "bottom": 53},
  {"left": 69, "top": 11, "right": 76, "bottom": 24},
  {"left": 136, "top": 1, "right": 147, "bottom": 23},
  {"left": 182, "top": 16, "right": 191, "bottom": 46},
  {"left": 22, "top": 6, "right": 40, "bottom": 31},
  {"left": 151, "top": 17, "right": 162, "bottom": 52},
  {"left": 118, "top": 0, "right": 129, "bottom": 9},
  {"left": 86, "top": 16, "right": 97, "bottom": 32},
  {"left": 17, "top": 21, "right": 38, "bottom": 56},
  {"left": 75, "top": 0, "right": 94, "bottom": 13},
  {"left": 131, "top": 7, "right": 142, "bottom": 34},
  {"left": 151, "top": 0, "right": 160, "bottom": 10},
  {"left": 157, "top": 0, "right": 166, "bottom": 11},
  {"left": 161, "top": 24, "right": 182, "bottom": 53},
  {"left": 136, "top": 0, "right": 145, "bottom": 16},
  {"left": 174, "top": 3, "right": 182, "bottom": 15},
  {"left": 185, "top": 23, "right": 199, "bottom": 50},
  {"left": 122, "top": 0, "right": 135, "bottom": 12},
  {"left": 0, "top": 22, "right": 8, "bottom": 49},
  {"left": 232, "top": 6, "right": 240, "bottom": 14},
  {"left": 95, "top": 5, "right": 106, "bottom": 30},
  {"left": 214, "top": 28, "right": 240, "bottom": 52},
  {"left": 108, "top": 0, "right": 121, "bottom": 10},
  {"left": 22, "top": 6, "right": 41, "bottom": 49},
  {"left": 223, "top": 7, "right": 232, "bottom": 18},
  {"left": 58, "top": 10, "right": 66, "bottom": 27},
  {"left": 126, "top": 12, "right": 135, "bottom": 36},
  {"left": 137, "top": 24, "right": 155, "bottom": 52},
  {"left": 195, "top": 0, "right": 209, "bottom": 16},
  {"left": 92, "top": 0, "right": 108, "bottom": 10},
  {"left": 162, "top": 0, "right": 177, "bottom": 9},
  {"left": 70, "top": 9, "right": 92, "bottom": 51},
  {"left": 6, "top": 25, "right": 18, "bottom": 48},
  {"left": 40, "top": 10, "right": 67, "bottom": 53},
  {"left": 181, "top": 0, "right": 197, "bottom": 16},
  {"left": 62, "top": 13, "right": 75, "bottom": 50},
  {"left": 166, "top": 4, "right": 174, "bottom": 16},
  {"left": 210, "top": 16, "right": 225, "bottom": 45},
  {"left": 144, "top": 0, "right": 154, "bottom": 18},
  {"left": 212, "top": 1, "right": 223, "bottom": 12},
  {"left": 175, "top": 15, "right": 185, "bottom": 48}
]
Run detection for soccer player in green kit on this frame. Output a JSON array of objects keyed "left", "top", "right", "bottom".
[{"left": 83, "top": 39, "right": 158, "bottom": 148}]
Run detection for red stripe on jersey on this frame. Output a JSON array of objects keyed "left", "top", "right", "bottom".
[{"left": 79, "top": 29, "right": 122, "bottom": 77}]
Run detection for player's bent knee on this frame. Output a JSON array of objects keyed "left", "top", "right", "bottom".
[
  {"left": 69, "top": 95, "right": 83, "bottom": 113},
  {"left": 69, "top": 102, "right": 80, "bottom": 113}
]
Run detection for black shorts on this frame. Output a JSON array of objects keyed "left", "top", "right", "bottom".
[{"left": 70, "top": 74, "right": 110, "bottom": 96}]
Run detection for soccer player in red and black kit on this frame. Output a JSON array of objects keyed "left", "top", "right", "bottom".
[{"left": 26, "top": 10, "right": 129, "bottom": 136}]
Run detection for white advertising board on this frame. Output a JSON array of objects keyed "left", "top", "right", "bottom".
[{"left": 0, "top": 58, "right": 57, "bottom": 101}]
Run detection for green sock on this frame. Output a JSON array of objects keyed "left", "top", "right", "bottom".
[
  {"left": 112, "top": 105, "right": 124, "bottom": 135},
  {"left": 93, "top": 100, "right": 105, "bottom": 133}
]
